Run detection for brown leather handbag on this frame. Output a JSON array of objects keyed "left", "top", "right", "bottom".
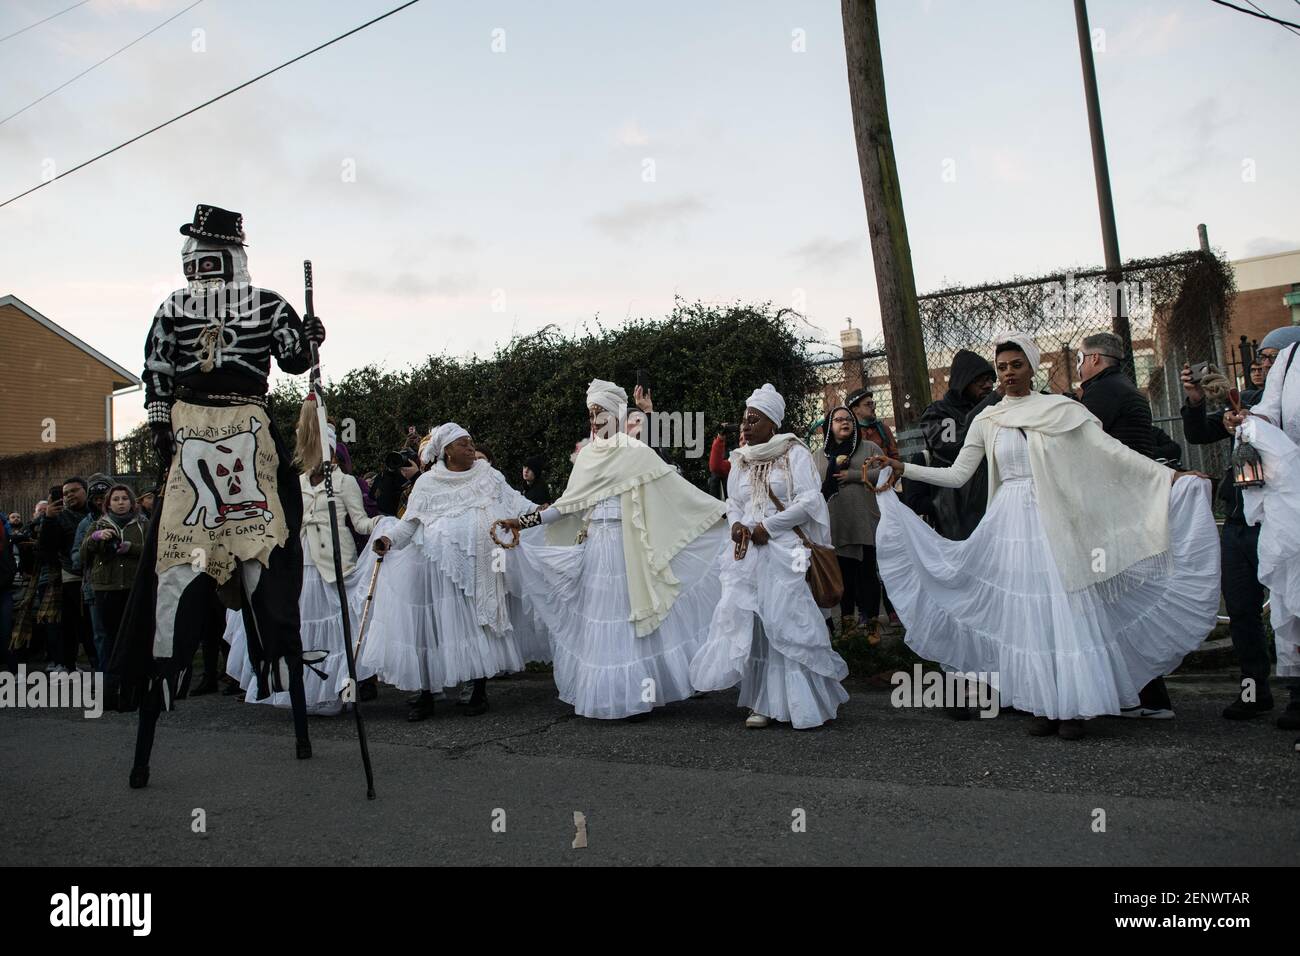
[{"left": 767, "top": 488, "right": 843, "bottom": 609}]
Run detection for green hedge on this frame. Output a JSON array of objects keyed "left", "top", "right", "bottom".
[{"left": 268, "top": 300, "right": 824, "bottom": 489}]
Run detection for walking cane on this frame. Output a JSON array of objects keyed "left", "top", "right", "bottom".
[
  {"left": 353, "top": 554, "right": 384, "bottom": 662},
  {"left": 304, "top": 260, "right": 377, "bottom": 800}
]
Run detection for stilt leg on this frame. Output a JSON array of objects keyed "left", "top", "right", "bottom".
[
  {"left": 129, "top": 679, "right": 165, "bottom": 789},
  {"left": 289, "top": 658, "right": 311, "bottom": 759}
]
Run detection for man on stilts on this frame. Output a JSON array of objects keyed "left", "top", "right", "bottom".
[{"left": 112, "top": 204, "right": 326, "bottom": 789}]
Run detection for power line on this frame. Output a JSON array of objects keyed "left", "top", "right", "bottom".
[
  {"left": 0, "top": 0, "right": 91, "bottom": 44},
  {"left": 1208, "top": 0, "right": 1300, "bottom": 32},
  {"left": 1, "top": 0, "right": 206, "bottom": 128},
  {"left": 1243, "top": 0, "right": 1300, "bottom": 34},
  {"left": 0, "top": 0, "right": 424, "bottom": 211}
]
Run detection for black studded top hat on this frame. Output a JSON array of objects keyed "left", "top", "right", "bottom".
[{"left": 179, "top": 204, "right": 246, "bottom": 245}]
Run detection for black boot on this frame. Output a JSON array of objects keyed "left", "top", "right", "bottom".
[
  {"left": 1223, "top": 697, "right": 1274, "bottom": 720},
  {"left": 408, "top": 690, "right": 436, "bottom": 721},
  {"left": 1276, "top": 701, "right": 1300, "bottom": 730},
  {"left": 129, "top": 679, "right": 164, "bottom": 789},
  {"left": 358, "top": 676, "right": 379, "bottom": 702},
  {"left": 1058, "top": 718, "right": 1088, "bottom": 740},
  {"left": 462, "top": 678, "right": 489, "bottom": 717}
]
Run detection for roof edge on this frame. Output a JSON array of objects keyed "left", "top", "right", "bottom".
[{"left": 0, "top": 294, "right": 142, "bottom": 386}]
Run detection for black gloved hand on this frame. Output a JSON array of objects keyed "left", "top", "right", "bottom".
[
  {"left": 303, "top": 315, "right": 326, "bottom": 346},
  {"left": 150, "top": 422, "right": 174, "bottom": 469}
]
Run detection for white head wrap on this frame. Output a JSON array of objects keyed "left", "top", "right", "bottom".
[
  {"left": 993, "top": 331, "right": 1040, "bottom": 373},
  {"left": 421, "top": 422, "right": 470, "bottom": 465},
  {"left": 586, "top": 379, "right": 628, "bottom": 417},
  {"left": 745, "top": 383, "right": 786, "bottom": 427}
]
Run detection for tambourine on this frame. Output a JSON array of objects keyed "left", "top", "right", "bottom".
[{"left": 489, "top": 519, "right": 521, "bottom": 549}]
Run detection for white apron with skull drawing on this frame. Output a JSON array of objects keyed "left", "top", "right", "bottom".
[{"left": 150, "top": 399, "right": 289, "bottom": 663}]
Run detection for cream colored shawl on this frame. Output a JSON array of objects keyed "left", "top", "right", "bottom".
[
  {"left": 546, "top": 433, "right": 725, "bottom": 636},
  {"left": 974, "top": 393, "right": 1172, "bottom": 593}
]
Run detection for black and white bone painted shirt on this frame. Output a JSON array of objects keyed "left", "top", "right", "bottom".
[{"left": 143, "top": 284, "right": 311, "bottom": 420}]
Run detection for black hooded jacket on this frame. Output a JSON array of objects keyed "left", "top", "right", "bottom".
[
  {"left": 918, "top": 350, "right": 995, "bottom": 464},
  {"left": 909, "top": 350, "right": 995, "bottom": 540}
]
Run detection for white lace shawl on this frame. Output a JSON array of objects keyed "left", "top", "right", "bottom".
[{"left": 400, "top": 459, "right": 533, "bottom": 636}]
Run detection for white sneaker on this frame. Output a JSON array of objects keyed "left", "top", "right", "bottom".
[
  {"left": 744, "top": 711, "right": 770, "bottom": 728},
  {"left": 1121, "top": 706, "right": 1175, "bottom": 719}
]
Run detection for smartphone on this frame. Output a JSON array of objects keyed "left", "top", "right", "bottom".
[
  {"left": 636, "top": 368, "right": 652, "bottom": 395},
  {"left": 1189, "top": 361, "right": 1211, "bottom": 383},
  {"left": 49, "top": 486, "right": 63, "bottom": 502}
]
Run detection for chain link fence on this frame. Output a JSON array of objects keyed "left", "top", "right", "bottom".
[{"left": 785, "top": 248, "right": 1240, "bottom": 482}]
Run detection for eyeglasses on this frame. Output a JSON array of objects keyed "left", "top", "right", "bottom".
[{"left": 1257, "top": 350, "right": 1280, "bottom": 365}]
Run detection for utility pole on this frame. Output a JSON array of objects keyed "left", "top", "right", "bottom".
[
  {"left": 1073, "top": 0, "right": 1134, "bottom": 380},
  {"left": 841, "top": 0, "right": 930, "bottom": 429},
  {"left": 1198, "top": 224, "right": 1225, "bottom": 370}
]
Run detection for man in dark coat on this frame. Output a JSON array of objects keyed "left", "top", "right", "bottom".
[
  {"left": 39, "top": 476, "right": 95, "bottom": 672},
  {"left": 911, "top": 350, "right": 995, "bottom": 540},
  {"left": 1078, "top": 332, "right": 1153, "bottom": 455},
  {"left": 1180, "top": 363, "right": 1276, "bottom": 722}
]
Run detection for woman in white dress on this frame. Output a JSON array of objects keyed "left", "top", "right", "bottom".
[
  {"left": 359, "top": 423, "right": 541, "bottom": 719},
  {"left": 690, "top": 384, "right": 849, "bottom": 729},
  {"left": 870, "top": 333, "right": 1220, "bottom": 740},
  {"left": 225, "top": 424, "right": 379, "bottom": 716},
  {"left": 497, "top": 379, "right": 728, "bottom": 721}
]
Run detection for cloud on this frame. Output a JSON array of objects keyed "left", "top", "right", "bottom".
[
  {"left": 342, "top": 268, "right": 479, "bottom": 299},
  {"left": 790, "top": 237, "right": 864, "bottom": 273},
  {"left": 1109, "top": 10, "right": 1184, "bottom": 56},
  {"left": 590, "top": 195, "right": 705, "bottom": 240},
  {"left": 1242, "top": 236, "right": 1300, "bottom": 257},
  {"left": 612, "top": 119, "right": 650, "bottom": 147}
]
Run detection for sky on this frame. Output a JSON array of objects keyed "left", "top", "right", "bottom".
[{"left": 2, "top": 0, "right": 1297, "bottom": 436}]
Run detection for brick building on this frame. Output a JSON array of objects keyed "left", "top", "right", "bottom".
[{"left": 1223, "top": 249, "right": 1300, "bottom": 369}]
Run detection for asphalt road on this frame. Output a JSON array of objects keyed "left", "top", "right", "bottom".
[{"left": 2, "top": 670, "right": 1296, "bottom": 865}]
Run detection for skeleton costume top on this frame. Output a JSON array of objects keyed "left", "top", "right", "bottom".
[{"left": 143, "top": 238, "right": 311, "bottom": 424}]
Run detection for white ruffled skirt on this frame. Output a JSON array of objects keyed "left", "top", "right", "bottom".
[
  {"left": 690, "top": 531, "right": 849, "bottom": 728},
  {"left": 875, "top": 475, "right": 1220, "bottom": 719},
  {"left": 1242, "top": 419, "right": 1300, "bottom": 678},
  {"left": 353, "top": 520, "right": 531, "bottom": 693},
  {"left": 514, "top": 518, "right": 726, "bottom": 719},
  {"left": 224, "top": 563, "right": 373, "bottom": 716}
]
